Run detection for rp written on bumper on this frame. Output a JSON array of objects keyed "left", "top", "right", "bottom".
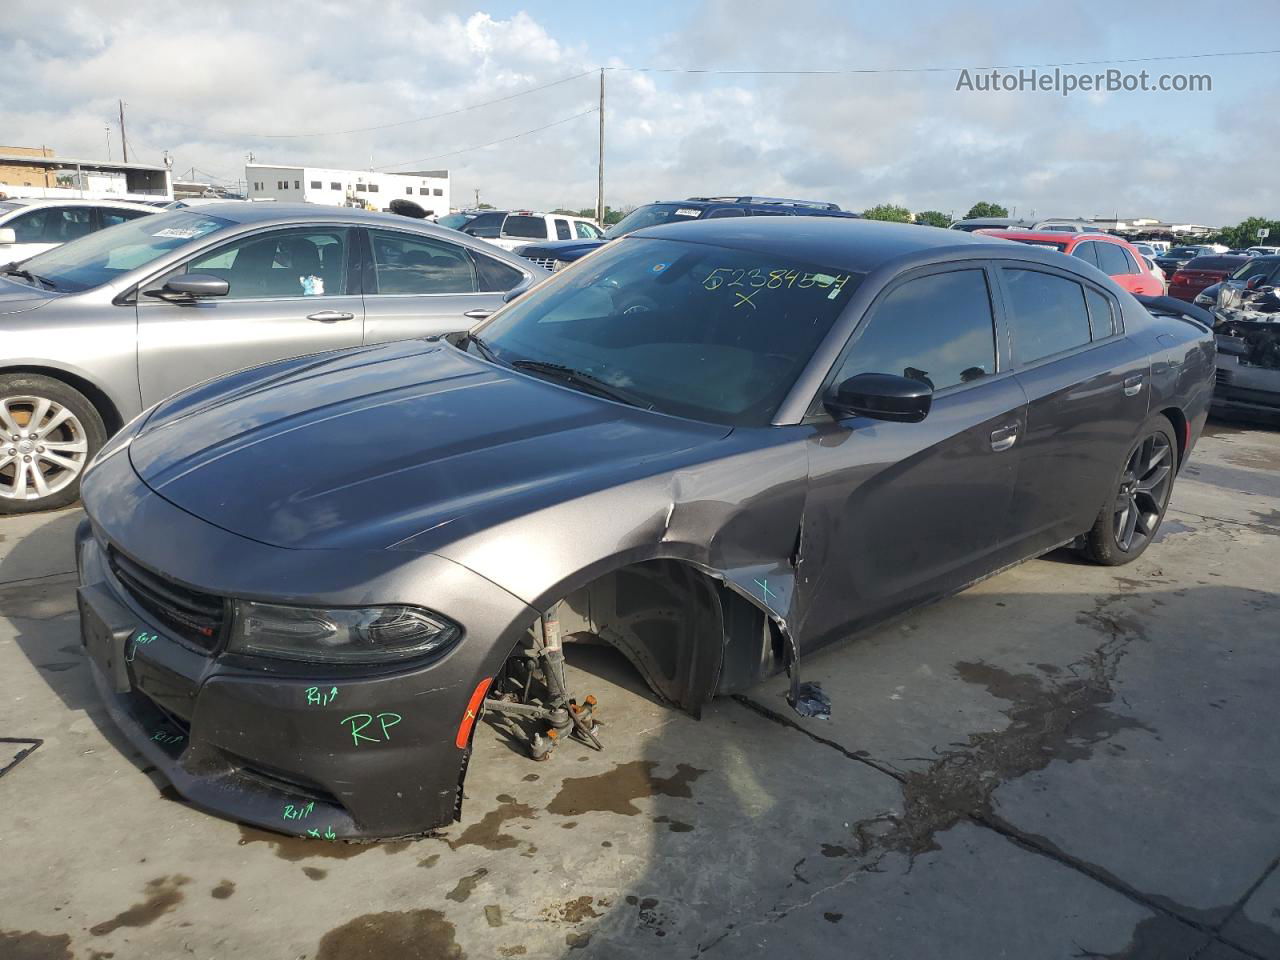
[{"left": 74, "top": 455, "right": 536, "bottom": 840}]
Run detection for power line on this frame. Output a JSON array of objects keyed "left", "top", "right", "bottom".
[
  {"left": 242, "top": 69, "right": 596, "bottom": 139},
  {"left": 605, "top": 47, "right": 1280, "bottom": 76},
  {"left": 374, "top": 108, "right": 597, "bottom": 170}
]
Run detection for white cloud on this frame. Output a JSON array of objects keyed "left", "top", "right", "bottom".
[{"left": 0, "top": 0, "right": 1273, "bottom": 225}]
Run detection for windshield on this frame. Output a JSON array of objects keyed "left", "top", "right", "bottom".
[
  {"left": 13, "top": 211, "right": 232, "bottom": 292},
  {"left": 604, "top": 203, "right": 703, "bottom": 240},
  {"left": 472, "top": 236, "right": 863, "bottom": 426},
  {"left": 437, "top": 213, "right": 473, "bottom": 230}
]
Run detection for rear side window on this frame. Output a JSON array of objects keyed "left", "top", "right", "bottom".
[
  {"left": 98, "top": 208, "right": 151, "bottom": 228},
  {"left": 1072, "top": 242, "right": 1099, "bottom": 268},
  {"left": 9, "top": 206, "right": 93, "bottom": 243},
  {"left": 574, "top": 221, "right": 601, "bottom": 239},
  {"left": 554, "top": 219, "right": 572, "bottom": 240},
  {"left": 470, "top": 249, "right": 525, "bottom": 292},
  {"left": 1120, "top": 248, "right": 1141, "bottom": 274},
  {"left": 1002, "top": 268, "right": 1094, "bottom": 363},
  {"left": 836, "top": 269, "right": 997, "bottom": 392},
  {"left": 369, "top": 229, "right": 476, "bottom": 295},
  {"left": 1084, "top": 287, "right": 1116, "bottom": 339},
  {"left": 706, "top": 208, "right": 746, "bottom": 219},
  {"left": 503, "top": 216, "right": 548, "bottom": 240},
  {"left": 1094, "top": 243, "right": 1130, "bottom": 276},
  {"left": 463, "top": 212, "right": 505, "bottom": 239}
]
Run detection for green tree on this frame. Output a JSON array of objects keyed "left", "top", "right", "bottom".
[
  {"left": 1210, "top": 216, "right": 1280, "bottom": 250},
  {"left": 964, "top": 201, "right": 1008, "bottom": 219},
  {"left": 914, "top": 210, "right": 951, "bottom": 228},
  {"left": 575, "top": 205, "right": 630, "bottom": 225},
  {"left": 862, "top": 203, "right": 913, "bottom": 223}
]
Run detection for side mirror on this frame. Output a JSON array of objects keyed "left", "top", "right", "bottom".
[
  {"left": 147, "top": 273, "right": 230, "bottom": 300},
  {"left": 0, "top": 228, "right": 15, "bottom": 245},
  {"left": 825, "top": 372, "right": 933, "bottom": 423}
]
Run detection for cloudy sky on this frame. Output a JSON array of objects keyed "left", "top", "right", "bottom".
[{"left": 1, "top": 0, "right": 1275, "bottom": 225}]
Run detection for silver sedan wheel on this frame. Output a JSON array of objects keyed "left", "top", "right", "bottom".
[{"left": 0, "top": 395, "right": 89, "bottom": 501}]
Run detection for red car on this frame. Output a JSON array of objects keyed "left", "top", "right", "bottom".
[
  {"left": 979, "top": 230, "right": 1165, "bottom": 296},
  {"left": 1168, "top": 255, "right": 1249, "bottom": 303}
]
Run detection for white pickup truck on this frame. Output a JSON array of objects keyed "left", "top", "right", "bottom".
[{"left": 452, "top": 210, "right": 604, "bottom": 252}]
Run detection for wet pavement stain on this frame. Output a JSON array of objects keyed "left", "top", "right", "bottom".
[
  {"left": 449, "top": 801, "right": 536, "bottom": 851},
  {"left": 565, "top": 931, "right": 592, "bottom": 949},
  {"left": 553, "top": 896, "right": 601, "bottom": 923},
  {"left": 445, "top": 867, "right": 488, "bottom": 903},
  {"left": 653, "top": 815, "right": 694, "bottom": 833},
  {"left": 315, "top": 909, "right": 463, "bottom": 960},
  {"left": 483, "top": 905, "right": 503, "bottom": 928},
  {"left": 1152, "top": 519, "right": 1193, "bottom": 542},
  {"left": 417, "top": 854, "right": 440, "bottom": 869},
  {"left": 210, "top": 880, "right": 235, "bottom": 899},
  {"left": 840, "top": 632, "right": 1151, "bottom": 864},
  {"left": 0, "top": 929, "right": 73, "bottom": 960},
  {"left": 547, "top": 761, "right": 706, "bottom": 816},
  {"left": 303, "top": 867, "right": 327, "bottom": 881},
  {"left": 237, "top": 825, "right": 412, "bottom": 861},
  {"left": 498, "top": 948, "right": 527, "bottom": 957},
  {"left": 89, "top": 875, "right": 191, "bottom": 936},
  {"left": 823, "top": 912, "right": 843, "bottom": 924},
  {"left": 1250, "top": 508, "right": 1280, "bottom": 536}
]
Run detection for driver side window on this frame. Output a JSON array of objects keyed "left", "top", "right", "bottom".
[
  {"left": 159, "top": 228, "right": 351, "bottom": 300},
  {"left": 834, "top": 269, "right": 997, "bottom": 393}
]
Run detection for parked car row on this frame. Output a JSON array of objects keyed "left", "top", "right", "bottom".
[
  {"left": 0, "top": 203, "right": 546, "bottom": 512},
  {"left": 0, "top": 197, "right": 156, "bottom": 263}
]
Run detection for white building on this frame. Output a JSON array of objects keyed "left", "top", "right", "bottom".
[{"left": 245, "top": 164, "right": 450, "bottom": 215}]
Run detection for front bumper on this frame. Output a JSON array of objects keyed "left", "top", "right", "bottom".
[
  {"left": 1213, "top": 353, "right": 1280, "bottom": 417},
  {"left": 75, "top": 453, "right": 535, "bottom": 840}
]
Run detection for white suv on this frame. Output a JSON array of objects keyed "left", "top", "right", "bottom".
[
  {"left": 0, "top": 198, "right": 157, "bottom": 262},
  {"left": 462, "top": 211, "right": 604, "bottom": 251}
]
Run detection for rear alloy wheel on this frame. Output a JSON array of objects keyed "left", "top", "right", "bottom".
[
  {"left": 1083, "top": 420, "right": 1177, "bottom": 566},
  {"left": 0, "top": 374, "right": 106, "bottom": 515}
]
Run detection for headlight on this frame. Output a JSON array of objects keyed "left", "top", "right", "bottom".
[
  {"left": 553, "top": 259, "right": 572, "bottom": 272},
  {"left": 1194, "top": 292, "right": 1213, "bottom": 306},
  {"left": 229, "top": 601, "right": 460, "bottom": 663}
]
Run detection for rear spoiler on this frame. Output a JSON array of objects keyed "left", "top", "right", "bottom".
[{"left": 1135, "top": 294, "right": 1214, "bottom": 329}]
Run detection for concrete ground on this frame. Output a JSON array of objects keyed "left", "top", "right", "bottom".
[{"left": 1, "top": 418, "right": 1278, "bottom": 960}]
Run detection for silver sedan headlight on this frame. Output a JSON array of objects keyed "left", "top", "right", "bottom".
[
  {"left": 229, "top": 601, "right": 460, "bottom": 663},
  {"left": 1194, "top": 292, "right": 1214, "bottom": 306}
]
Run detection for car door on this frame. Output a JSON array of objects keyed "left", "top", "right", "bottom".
[
  {"left": 136, "top": 225, "right": 364, "bottom": 406},
  {"left": 360, "top": 227, "right": 529, "bottom": 344},
  {"left": 995, "top": 263, "right": 1150, "bottom": 555},
  {"left": 799, "top": 263, "right": 1028, "bottom": 650}
]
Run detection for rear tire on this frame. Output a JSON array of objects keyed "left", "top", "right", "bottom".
[
  {"left": 1082, "top": 418, "right": 1178, "bottom": 566},
  {"left": 0, "top": 373, "right": 106, "bottom": 515}
]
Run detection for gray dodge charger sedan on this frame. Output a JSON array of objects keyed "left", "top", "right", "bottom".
[
  {"left": 0, "top": 202, "right": 544, "bottom": 513},
  {"left": 75, "top": 217, "right": 1214, "bottom": 840}
]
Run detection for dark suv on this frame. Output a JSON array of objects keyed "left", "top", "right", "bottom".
[{"left": 513, "top": 195, "right": 858, "bottom": 270}]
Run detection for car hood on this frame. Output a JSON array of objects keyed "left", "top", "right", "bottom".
[
  {"left": 0, "top": 276, "right": 58, "bottom": 315},
  {"left": 129, "top": 339, "right": 729, "bottom": 551}
]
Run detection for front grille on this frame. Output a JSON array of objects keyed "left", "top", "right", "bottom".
[
  {"left": 109, "top": 549, "right": 228, "bottom": 653},
  {"left": 521, "top": 255, "right": 558, "bottom": 270}
]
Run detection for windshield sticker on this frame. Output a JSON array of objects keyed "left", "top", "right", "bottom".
[
  {"left": 300, "top": 275, "right": 324, "bottom": 296},
  {"left": 675, "top": 208, "right": 702, "bottom": 217},
  {"left": 152, "top": 227, "right": 202, "bottom": 239},
  {"left": 701, "top": 267, "right": 853, "bottom": 300}
]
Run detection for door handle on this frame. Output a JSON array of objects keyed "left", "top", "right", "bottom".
[
  {"left": 1123, "top": 374, "right": 1144, "bottom": 397},
  {"left": 463, "top": 309, "right": 494, "bottom": 321},
  {"left": 990, "top": 425, "right": 1018, "bottom": 452},
  {"left": 306, "top": 310, "right": 355, "bottom": 323}
]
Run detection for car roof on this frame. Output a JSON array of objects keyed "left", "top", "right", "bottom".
[
  {"left": 631, "top": 216, "right": 1017, "bottom": 273},
  {"left": 170, "top": 201, "right": 459, "bottom": 229},
  {"left": 0, "top": 197, "right": 156, "bottom": 210},
  {"left": 980, "top": 229, "right": 1129, "bottom": 247}
]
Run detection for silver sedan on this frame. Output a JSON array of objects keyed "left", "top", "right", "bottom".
[{"left": 0, "top": 202, "right": 547, "bottom": 513}]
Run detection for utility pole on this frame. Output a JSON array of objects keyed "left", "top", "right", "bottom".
[
  {"left": 118, "top": 100, "right": 129, "bottom": 163},
  {"left": 597, "top": 68, "right": 605, "bottom": 226},
  {"left": 474, "top": 187, "right": 480, "bottom": 208},
  {"left": 104, "top": 124, "right": 112, "bottom": 162}
]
